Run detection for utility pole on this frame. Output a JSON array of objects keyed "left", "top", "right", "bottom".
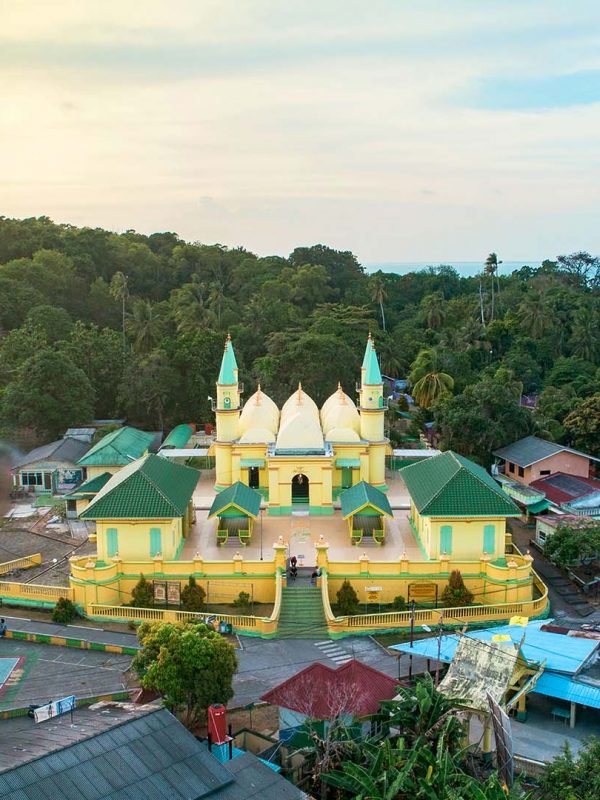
[
  {"left": 409, "top": 600, "right": 416, "bottom": 648},
  {"left": 435, "top": 610, "right": 444, "bottom": 687}
]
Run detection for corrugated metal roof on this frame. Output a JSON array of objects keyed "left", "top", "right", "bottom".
[
  {"left": 493, "top": 435, "right": 598, "bottom": 467},
  {"left": 160, "top": 424, "right": 195, "bottom": 449},
  {"left": 390, "top": 620, "right": 599, "bottom": 674},
  {"left": 533, "top": 673, "right": 600, "bottom": 710},
  {"left": 12, "top": 438, "right": 90, "bottom": 469},
  {"left": 78, "top": 427, "right": 155, "bottom": 467}
]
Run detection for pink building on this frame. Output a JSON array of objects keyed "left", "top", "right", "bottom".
[{"left": 493, "top": 436, "right": 598, "bottom": 486}]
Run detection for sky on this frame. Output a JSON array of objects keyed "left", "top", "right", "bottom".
[{"left": 1, "top": 0, "right": 600, "bottom": 264}]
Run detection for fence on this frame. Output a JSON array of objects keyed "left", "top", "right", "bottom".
[
  {"left": 0, "top": 553, "right": 42, "bottom": 575},
  {"left": 0, "top": 580, "right": 72, "bottom": 605}
]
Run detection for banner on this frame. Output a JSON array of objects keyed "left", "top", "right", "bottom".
[{"left": 34, "top": 695, "right": 76, "bottom": 723}]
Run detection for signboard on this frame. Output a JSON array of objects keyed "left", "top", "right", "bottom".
[
  {"left": 408, "top": 582, "right": 438, "bottom": 603},
  {"left": 34, "top": 695, "right": 76, "bottom": 723},
  {"left": 153, "top": 581, "right": 167, "bottom": 603},
  {"left": 365, "top": 585, "right": 383, "bottom": 602},
  {"left": 167, "top": 581, "right": 181, "bottom": 605}
]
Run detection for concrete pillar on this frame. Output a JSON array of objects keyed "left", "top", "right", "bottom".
[
  {"left": 517, "top": 691, "right": 527, "bottom": 722},
  {"left": 193, "top": 552, "right": 203, "bottom": 575},
  {"left": 359, "top": 552, "right": 369, "bottom": 575},
  {"left": 399, "top": 551, "right": 409, "bottom": 574},
  {"left": 233, "top": 551, "right": 244, "bottom": 574},
  {"left": 153, "top": 554, "right": 163, "bottom": 575},
  {"left": 272, "top": 537, "right": 287, "bottom": 571},
  {"left": 315, "top": 537, "right": 329, "bottom": 570},
  {"left": 570, "top": 701, "right": 576, "bottom": 729},
  {"left": 482, "top": 714, "right": 493, "bottom": 761}
]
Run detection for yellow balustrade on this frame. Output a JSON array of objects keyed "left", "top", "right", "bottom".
[
  {"left": 0, "top": 580, "right": 72, "bottom": 602},
  {"left": 0, "top": 553, "right": 42, "bottom": 574}
]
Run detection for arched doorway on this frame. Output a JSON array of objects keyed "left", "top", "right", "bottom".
[{"left": 291, "top": 473, "right": 309, "bottom": 504}]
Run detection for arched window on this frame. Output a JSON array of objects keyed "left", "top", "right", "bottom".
[{"left": 440, "top": 525, "right": 452, "bottom": 555}]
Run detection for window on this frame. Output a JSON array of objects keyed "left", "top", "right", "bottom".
[
  {"left": 150, "top": 527, "right": 162, "bottom": 557},
  {"left": 540, "top": 469, "right": 551, "bottom": 476},
  {"left": 483, "top": 524, "right": 495, "bottom": 554},
  {"left": 508, "top": 462, "right": 515, "bottom": 473},
  {"left": 106, "top": 528, "right": 118, "bottom": 558},
  {"left": 518, "top": 466, "right": 525, "bottom": 478},
  {"left": 440, "top": 525, "right": 453, "bottom": 555},
  {"left": 21, "top": 472, "right": 43, "bottom": 486},
  {"left": 537, "top": 529, "right": 547, "bottom": 545}
]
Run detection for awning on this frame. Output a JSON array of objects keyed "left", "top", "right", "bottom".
[
  {"left": 336, "top": 458, "right": 361, "bottom": 468},
  {"left": 526, "top": 499, "right": 551, "bottom": 514},
  {"left": 240, "top": 458, "right": 265, "bottom": 468}
]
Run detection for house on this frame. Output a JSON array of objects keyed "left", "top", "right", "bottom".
[
  {"left": 400, "top": 450, "right": 520, "bottom": 560},
  {"left": 530, "top": 472, "right": 600, "bottom": 517},
  {"left": 63, "top": 427, "right": 97, "bottom": 443},
  {"left": 260, "top": 659, "right": 398, "bottom": 746},
  {"left": 391, "top": 619, "right": 600, "bottom": 730},
  {"left": 0, "top": 704, "right": 307, "bottom": 799},
  {"left": 340, "top": 480, "right": 393, "bottom": 545},
  {"left": 11, "top": 437, "right": 90, "bottom": 494},
  {"left": 79, "top": 453, "right": 199, "bottom": 562},
  {"left": 64, "top": 471, "right": 113, "bottom": 518},
  {"left": 534, "top": 513, "right": 595, "bottom": 548},
  {"left": 208, "top": 481, "right": 262, "bottom": 546},
  {"left": 493, "top": 436, "right": 599, "bottom": 485},
  {"left": 77, "top": 426, "right": 157, "bottom": 480}
]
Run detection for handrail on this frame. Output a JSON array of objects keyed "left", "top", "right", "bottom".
[
  {"left": 0, "top": 580, "right": 72, "bottom": 600},
  {"left": 320, "top": 569, "right": 338, "bottom": 623},
  {"left": 0, "top": 553, "right": 42, "bottom": 574},
  {"left": 269, "top": 569, "right": 283, "bottom": 625},
  {"left": 87, "top": 603, "right": 267, "bottom": 629}
]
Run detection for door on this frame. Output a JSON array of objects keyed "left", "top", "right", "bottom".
[
  {"left": 106, "top": 528, "right": 118, "bottom": 558},
  {"left": 150, "top": 527, "right": 162, "bottom": 557},
  {"left": 44, "top": 472, "right": 52, "bottom": 490},
  {"left": 248, "top": 466, "right": 259, "bottom": 488},
  {"left": 440, "top": 525, "right": 453, "bottom": 555},
  {"left": 483, "top": 524, "right": 496, "bottom": 555},
  {"left": 341, "top": 467, "right": 353, "bottom": 489},
  {"left": 291, "top": 473, "right": 309, "bottom": 503}
]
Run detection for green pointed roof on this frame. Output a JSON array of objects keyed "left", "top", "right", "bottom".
[
  {"left": 364, "top": 340, "right": 382, "bottom": 385},
  {"left": 80, "top": 454, "right": 199, "bottom": 519},
  {"left": 78, "top": 427, "right": 155, "bottom": 467},
  {"left": 340, "top": 481, "right": 393, "bottom": 518},
  {"left": 208, "top": 481, "right": 262, "bottom": 519},
  {"left": 400, "top": 451, "right": 520, "bottom": 517},
  {"left": 361, "top": 333, "right": 373, "bottom": 370},
  {"left": 218, "top": 336, "right": 237, "bottom": 385},
  {"left": 65, "top": 471, "right": 112, "bottom": 500}
]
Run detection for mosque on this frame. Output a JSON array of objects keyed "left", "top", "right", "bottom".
[{"left": 213, "top": 334, "right": 388, "bottom": 515}]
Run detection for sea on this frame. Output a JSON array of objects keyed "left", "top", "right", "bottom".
[{"left": 365, "top": 261, "right": 541, "bottom": 277}]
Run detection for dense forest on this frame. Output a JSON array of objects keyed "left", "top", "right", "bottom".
[{"left": 0, "top": 215, "right": 599, "bottom": 464}]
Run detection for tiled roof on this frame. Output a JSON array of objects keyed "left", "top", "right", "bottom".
[
  {"left": 208, "top": 482, "right": 262, "bottom": 519},
  {"left": 12, "top": 438, "right": 90, "bottom": 469},
  {"left": 340, "top": 481, "right": 393, "bottom": 518},
  {"left": 493, "top": 435, "right": 598, "bottom": 467},
  {"left": 160, "top": 423, "right": 195, "bottom": 449},
  {"left": 80, "top": 454, "right": 199, "bottom": 519},
  {"left": 261, "top": 659, "right": 398, "bottom": 719},
  {"left": 65, "top": 471, "right": 112, "bottom": 499},
  {"left": 400, "top": 451, "right": 520, "bottom": 517},
  {"left": 78, "top": 426, "right": 155, "bottom": 467}
]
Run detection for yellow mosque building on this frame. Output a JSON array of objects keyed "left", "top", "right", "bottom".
[{"left": 212, "top": 334, "right": 388, "bottom": 515}]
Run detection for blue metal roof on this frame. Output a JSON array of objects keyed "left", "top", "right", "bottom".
[
  {"left": 390, "top": 620, "right": 599, "bottom": 675},
  {"left": 533, "top": 673, "right": 600, "bottom": 710}
]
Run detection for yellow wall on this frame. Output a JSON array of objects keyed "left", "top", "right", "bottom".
[
  {"left": 232, "top": 444, "right": 270, "bottom": 487},
  {"left": 267, "top": 458, "right": 333, "bottom": 511},
  {"left": 411, "top": 504, "right": 507, "bottom": 560},
  {"left": 96, "top": 517, "right": 183, "bottom": 562},
  {"left": 85, "top": 465, "right": 120, "bottom": 480}
]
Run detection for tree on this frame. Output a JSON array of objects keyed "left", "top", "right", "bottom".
[
  {"left": 1, "top": 349, "right": 94, "bottom": 439},
  {"left": 484, "top": 252, "right": 501, "bottom": 322},
  {"left": 132, "top": 621, "right": 237, "bottom": 726},
  {"left": 564, "top": 394, "right": 600, "bottom": 455},
  {"left": 26, "top": 304, "right": 73, "bottom": 344},
  {"left": 556, "top": 251, "right": 600, "bottom": 291},
  {"left": 570, "top": 305, "right": 600, "bottom": 363},
  {"left": 180, "top": 576, "right": 206, "bottom": 611},
  {"left": 421, "top": 291, "right": 446, "bottom": 330},
  {"left": 441, "top": 570, "right": 474, "bottom": 607},
  {"left": 127, "top": 298, "right": 164, "bottom": 354},
  {"left": 109, "top": 270, "right": 129, "bottom": 348},
  {"left": 409, "top": 349, "right": 454, "bottom": 409},
  {"left": 541, "top": 737, "right": 600, "bottom": 800},
  {"left": 130, "top": 574, "right": 154, "bottom": 608},
  {"left": 336, "top": 580, "right": 359, "bottom": 615},
  {"left": 118, "top": 349, "right": 180, "bottom": 430},
  {"left": 543, "top": 522, "right": 600, "bottom": 568},
  {"left": 52, "top": 597, "right": 79, "bottom": 623},
  {"left": 369, "top": 273, "right": 387, "bottom": 331}
]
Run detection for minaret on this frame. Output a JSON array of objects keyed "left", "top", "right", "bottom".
[
  {"left": 214, "top": 334, "right": 241, "bottom": 489},
  {"left": 358, "top": 335, "right": 387, "bottom": 488}
]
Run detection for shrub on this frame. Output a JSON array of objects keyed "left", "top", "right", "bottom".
[
  {"left": 392, "top": 595, "right": 407, "bottom": 611},
  {"left": 233, "top": 591, "right": 251, "bottom": 610},
  {"left": 51, "top": 596, "right": 78, "bottom": 624},
  {"left": 441, "top": 570, "right": 474, "bottom": 607},
  {"left": 181, "top": 576, "right": 206, "bottom": 612},
  {"left": 336, "top": 580, "right": 359, "bottom": 615},
  {"left": 131, "top": 574, "right": 154, "bottom": 608}
]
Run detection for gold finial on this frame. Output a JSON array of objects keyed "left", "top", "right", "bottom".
[
  {"left": 256, "top": 383, "right": 262, "bottom": 404},
  {"left": 297, "top": 381, "right": 303, "bottom": 404},
  {"left": 226, "top": 332, "right": 232, "bottom": 341},
  {"left": 368, "top": 331, "right": 372, "bottom": 340}
]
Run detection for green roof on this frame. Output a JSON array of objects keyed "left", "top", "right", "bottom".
[
  {"left": 340, "top": 481, "right": 393, "bottom": 518},
  {"left": 161, "top": 424, "right": 194, "bottom": 449},
  {"left": 361, "top": 335, "right": 372, "bottom": 370},
  {"left": 218, "top": 338, "right": 237, "bottom": 385},
  {"left": 80, "top": 454, "right": 199, "bottom": 519},
  {"left": 400, "top": 451, "right": 520, "bottom": 517},
  {"left": 65, "top": 471, "right": 112, "bottom": 499},
  {"left": 208, "top": 482, "right": 262, "bottom": 519},
  {"left": 78, "top": 427, "right": 155, "bottom": 467},
  {"left": 364, "top": 341, "right": 382, "bottom": 385}
]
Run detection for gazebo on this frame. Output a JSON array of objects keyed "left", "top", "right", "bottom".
[
  {"left": 340, "top": 481, "right": 393, "bottom": 545},
  {"left": 208, "top": 482, "right": 262, "bottom": 546}
]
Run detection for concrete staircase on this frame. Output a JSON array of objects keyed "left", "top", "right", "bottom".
[{"left": 277, "top": 585, "right": 330, "bottom": 639}]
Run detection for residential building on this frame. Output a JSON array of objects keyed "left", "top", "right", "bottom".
[
  {"left": 77, "top": 426, "right": 157, "bottom": 480},
  {"left": 493, "top": 435, "right": 598, "bottom": 485},
  {"left": 11, "top": 437, "right": 90, "bottom": 494}
]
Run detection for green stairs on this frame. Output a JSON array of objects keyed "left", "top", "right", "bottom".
[{"left": 277, "top": 585, "right": 330, "bottom": 639}]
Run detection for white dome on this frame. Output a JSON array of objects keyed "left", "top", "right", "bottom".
[
  {"left": 239, "top": 427, "right": 276, "bottom": 444},
  {"left": 322, "top": 403, "right": 360, "bottom": 435},
  {"left": 321, "top": 383, "right": 350, "bottom": 420},
  {"left": 280, "top": 384, "right": 320, "bottom": 425},
  {"left": 324, "top": 427, "right": 361, "bottom": 443},
  {"left": 239, "top": 386, "right": 279, "bottom": 435},
  {"left": 276, "top": 409, "right": 325, "bottom": 450}
]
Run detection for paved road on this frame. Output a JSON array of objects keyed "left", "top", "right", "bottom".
[{"left": 2, "top": 614, "right": 139, "bottom": 649}]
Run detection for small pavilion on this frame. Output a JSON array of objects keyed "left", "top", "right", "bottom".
[
  {"left": 208, "top": 482, "right": 262, "bottom": 547},
  {"left": 340, "top": 481, "right": 393, "bottom": 545}
]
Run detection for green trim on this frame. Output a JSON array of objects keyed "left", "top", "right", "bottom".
[
  {"left": 408, "top": 516, "right": 430, "bottom": 560},
  {"left": 335, "top": 458, "right": 361, "bottom": 467},
  {"left": 240, "top": 458, "right": 265, "bottom": 468}
]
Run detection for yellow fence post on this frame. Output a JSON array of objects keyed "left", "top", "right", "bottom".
[
  {"left": 315, "top": 535, "right": 329, "bottom": 571},
  {"left": 272, "top": 536, "right": 287, "bottom": 572}
]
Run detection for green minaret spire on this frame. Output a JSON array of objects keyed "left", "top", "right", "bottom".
[
  {"left": 364, "top": 338, "right": 382, "bottom": 385},
  {"left": 217, "top": 334, "right": 237, "bottom": 385}
]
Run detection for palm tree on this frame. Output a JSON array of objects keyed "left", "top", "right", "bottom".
[
  {"left": 208, "top": 279, "right": 226, "bottom": 327},
  {"left": 109, "top": 271, "right": 129, "bottom": 348},
  {"left": 170, "top": 279, "right": 207, "bottom": 334},
  {"left": 484, "top": 252, "right": 501, "bottom": 323},
  {"left": 421, "top": 291, "right": 446, "bottom": 329},
  {"left": 369, "top": 273, "right": 387, "bottom": 332},
  {"left": 409, "top": 349, "right": 454, "bottom": 408},
  {"left": 377, "top": 336, "right": 403, "bottom": 377},
  {"left": 517, "top": 292, "right": 551, "bottom": 338},
  {"left": 570, "top": 305, "right": 600, "bottom": 363},
  {"left": 128, "top": 298, "right": 163, "bottom": 354}
]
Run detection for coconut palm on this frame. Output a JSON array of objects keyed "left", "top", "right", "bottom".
[
  {"left": 127, "top": 298, "right": 163, "bottom": 354},
  {"left": 170, "top": 278, "right": 207, "bottom": 334},
  {"left": 409, "top": 349, "right": 454, "bottom": 408},
  {"left": 484, "top": 252, "right": 502, "bottom": 322},
  {"left": 109, "top": 271, "right": 129, "bottom": 348},
  {"left": 369, "top": 273, "right": 387, "bottom": 332},
  {"left": 517, "top": 292, "right": 551, "bottom": 338},
  {"left": 569, "top": 305, "right": 600, "bottom": 363},
  {"left": 421, "top": 291, "right": 446, "bottom": 330}
]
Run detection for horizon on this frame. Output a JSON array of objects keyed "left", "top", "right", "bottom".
[{"left": 2, "top": 1, "right": 600, "bottom": 261}]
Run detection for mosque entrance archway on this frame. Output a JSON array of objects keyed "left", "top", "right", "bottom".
[{"left": 291, "top": 473, "right": 309, "bottom": 504}]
